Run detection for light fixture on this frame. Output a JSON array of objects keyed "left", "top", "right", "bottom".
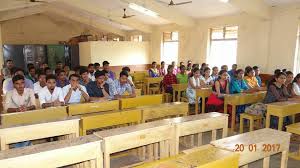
[
  {"left": 128, "top": 3, "right": 158, "bottom": 18},
  {"left": 219, "top": 0, "right": 230, "bottom": 3}
]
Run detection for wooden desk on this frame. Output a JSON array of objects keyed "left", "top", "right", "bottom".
[
  {"left": 266, "top": 101, "right": 300, "bottom": 130},
  {"left": 286, "top": 123, "right": 300, "bottom": 160},
  {"left": 211, "top": 128, "right": 291, "bottom": 168},
  {"left": 119, "top": 95, "right": 163, "bottom": 110},
  {"left": 133, "top": 72, "right": 147, "bottom": 89},
  {"left": 0, "top": 106, "right": 68, "bottom": 127},
  {"left": 80, "top": 109, "right": 142, "bottom": 135},
  {"left": 68, "top": 100, "right": 119, "bottom": 116},
  {"left": 224, "top": 91, "right": 266, "bottom": 131},
  {"left": 0, "top": 117, "right": 80, "bottom": 150},
  {"left": 94, "top": 120, "right": 175, "bottom": 168},
  {"left": 172, "top": 84, "right": 188, "bottom": 102},
  {"left": 0, "top": 135, "right": 103, "bottom": 168},
  {"left": 138, "top": 102, "right": 188, "bottom": 122},
  {"left": 195, "top": 88, "right": 212, "bottom": 114},
  {"left": 135, "top": 145, "right": 239, "bottom": 168},
  {"left": 165, "top": 112, "right": 228, "bottom": 154},
  {"left": 143, "top": 77, "right": 163, "bottom": 95}
]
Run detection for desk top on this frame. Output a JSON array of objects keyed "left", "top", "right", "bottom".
[
  {"left": 267, "top": 100, "right": 300, "bottom": 108},
  {"left": 164, "top": 112, "right": 228, "bottom": 124},
  {"left": 137, "top": 102, "right": 188, "bottom": 109}
]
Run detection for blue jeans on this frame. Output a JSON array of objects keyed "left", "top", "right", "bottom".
[{"left": 12, "top": 141, "right": 32, "bottom": 148}]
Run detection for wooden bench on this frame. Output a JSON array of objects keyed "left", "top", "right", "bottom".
[
  {"left": 165, "top": 112, "right": 228, "bottom": 154},
  {"left": 172, "top": 84, "right": 188, "bottom": 102},
  {"left": 0, "top": 117, "right": 80, "bottom": 150},
  {"left": 0, "top": 106, "right": 68, "bottom": 127},
  {"left": 239, "top": 113, "right": 264, "bottom": 133},
  {"left": 135, "top": 144, "right": 239, "bottom": 168},
  {"left": 94, "top": 120, "right": 175, "bottom": 168},
  {"left": 211, "top": 128, "right": 291, "bottom": 168},
  {"left": 119, "top": 95, "right": 163, "bottom": 110},
  {"left": 80, "top": 109, "right": 142, "bottom": 135},
  {"left": 195, "top": 88, "right": 212, "bottom": 114},
  {"left": 0, "top": 135, "right": 103, "bottom": 168},
  {"left": 68, "top": 100, "right": 119, "bottom": 116},
  {"left": 138, "top": 102, "right": 188, "bottom": 123},
  {"left": 286, "top": 122, "right": 300, "bottom": 160}
]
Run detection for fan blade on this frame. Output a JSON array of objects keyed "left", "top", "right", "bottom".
[
  {"left": 123, "top": 15, "right": 135, "bottom": 19},
  {"left": 174, "top": 1, "right": 192, "bottom": 6},
  {"left": 30, "top": 0, "right": 47, "bottom": 2}
]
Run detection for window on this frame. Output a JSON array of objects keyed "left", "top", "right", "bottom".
[
  {"left": 207, "top": 26, "right": 238, "bottom": 68},
  {"left": 161, "top": 31, "right": 179, "bottom": 64},
  {"left": 131, "top": 35, "right": 143, "bottom": 42},
  {"left": 294, "top": 25, "right": 300, "bottom": 73}
]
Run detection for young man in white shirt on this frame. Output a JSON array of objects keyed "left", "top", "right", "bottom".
[
  {"left": 63, "top": 74, "right": 89, "bottom": 104},
  {"left": 33, "top": 73, "right": 46, "bottom": 98},
  {"left": 38, "top": 74, "right": 64, "bottom": 108}
]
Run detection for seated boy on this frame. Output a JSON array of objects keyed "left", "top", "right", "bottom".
[
  {"left": 86, "top": 70, "right": 111, "bottom": 101},
  {"left": 33, "top": 72, "right": 46, "bottom": 98},
  {"left": 112, "top": 71, "right": 136, "bottom": 99},
  {"left": 63, "top": 74, "right": 89, "bottom": 104}
]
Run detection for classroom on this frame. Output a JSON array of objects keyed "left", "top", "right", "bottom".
[{"left": 0, "top": 0, "right": 300, "bottom": 168}]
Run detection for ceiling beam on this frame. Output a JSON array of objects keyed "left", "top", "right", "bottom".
[
  {"left": 228, "top": 0, "right": 271, "bottom": 19},
  {"left": 46, "top": 5, "right": 127, "bottom": 36},
  {"left": 59, "top": 0, "right": 153, "bottom": 33},
  {"left": 121, "top": 0, "right": 195, "bottom": 27},
  {"left": 0, "top": 5, "right": 47, "bottom": 22}
]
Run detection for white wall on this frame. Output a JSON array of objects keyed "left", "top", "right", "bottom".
[{"left": 79, "top": 41, "right": 150, "bottom": 66}]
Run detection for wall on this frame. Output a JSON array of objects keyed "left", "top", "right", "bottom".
[
  {"left": 79, "top": 41, "right": 150, "bottom": 66},
  {"left": 0, "top": 24, "right": 3, "bottom": 67}
]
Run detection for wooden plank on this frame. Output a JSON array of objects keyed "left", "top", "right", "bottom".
[
  {"left": 0, "top": 135, "right": 103, "bottom": 168},
  {"left": 139, "top": 102, "right": 188, "bottom": 122},
  {"left": 119, "top": 95, "right": 163, "bottom": 110},
  {"left": 68, "top": 100, "right": 119, "bottom": 116},
  {"left": 94, "top": 120, "right": 175, "bottom": 168},
  {"left": 1, "top": 106, "right": 68, "bottom": 127},
  {"left": 210, "top": 128, "right": 291, "bottom": 167},
  {"left": 80, "top": 109, "right": 142, "bottom": 135},
  {"left": 0, "top": 117, "right": 80, "bottom": 150}
]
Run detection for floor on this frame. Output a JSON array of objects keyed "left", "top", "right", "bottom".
[{"left": 110, "top": 129, "right": 300, "bottom": 168}]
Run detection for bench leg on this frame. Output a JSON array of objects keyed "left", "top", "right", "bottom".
[
  {"left": 266, "top": 114, "right": 271, "bottom": 128},
  {"left": 212, "top": 130, "right": 217, "bottom": 141},
  {"left": 263, "top": 156, "right": 270, "bottom": 168},
  {"left": 197, "top": 133, "right": 202, "bottom": 146},
  {"left": 104, "top": 152, "right": 110, "bottom": 168},
  {"left": 154, "top": 143, "right": 159, "bottom": 160},
  {"left": 278, "top": 117, "right": 284, "bottom": 131},
  {"left": 280, "top": 151, "right": 288, "bottom": 168},
  {"left": 239, "top": 118, "right": 244, "bottom": 133},
  {"left": 250, "top": 119, "right": 254, "bottom": 132}
]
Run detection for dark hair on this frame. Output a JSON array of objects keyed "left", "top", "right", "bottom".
[
  {"left": 102, "top": 61, "right": 110, "bottom": 66},
  {"left": 167, "top": 65, "right": 173, "bottom": 72},
  {"left": 13, "top": 68, "right": 24, "bottom": 75},
  {"left": 88, "top": 63, "right": 94, "bottom": 67},
  {"left": 274, "top": 69, "right": 281, "bottom": 75},
  {"left": 94, "top": 63, "right": 100, "bottom": 67},
  {"left": 69, "top": 74, "right": 80, "bottom": 80},
  {"left": 275, "top": 72, "right": 287, "bottom": 78},
  {"left": 122, "top": 66, "right": 130, "bottom": 72},
  {"left": 201, "top": 63, "right": 206, "bottom": 67},
  {"left": 94, "top": 70, "right": 105, "bottom": 78},
  {"left": 57, "top": 70, "right": 66, "bottom": 75},
  {"left": 245, "top": 67, "right": 254, "bottom": 76},
  {"left": 218, "top": 70, "right": 227, "bottom": 79},
  {"left": 119, "top": 70, "right": 129, "bottom": 77},
  {"left": 79, "top": 68, "right": 88, "bottom": 75},
  {"left": 12, "top": 74, "right": 24, "bottom": 83},
  {"left": 46, "top": 74, "right": 57, "bottom": 81},
  {"left": 253, "top": 66, "right": 259, "bottom": 71},
  {"left": 180, "top": 62, "right": 184, "bottom": 65},
  {"left": 38, "top": 72, "right": 46, "bottom": 78},
  {"left": 27, "top": 63, "right": 34, "bottom": 69},
  {"left": 6, "top": 59, "right": 13, "bottom": 63},
  {"left": 28, "top": 66, "right": 35, "bottom": 71},
  {"left": 179, "top": 65, "right": 186, "bottom": 70},
  {"left": 152, "top": 61, "right": 156, "bottom": 65},
  {"left": 286, "top": 71, "right": 293, "bottom": 76},
  {"left": 282, "top": 69, "right": 287, "bottom": 73},
  {"left": 44, "top": 67, "right": 51, "bottom": 72},
  {"left": 293, "top": 73, "right": 300, "bottom": 83},
  {"left": 234, "top": 69, "right": 244, "bottom": 78},
  {"left": 190, "top": 67, "right": 200, "bottom": 77},
  {"left": 161, "top": 61, "right": 165, "bottom": 65},
  {"left": 203, "top": 67, "right": 210, "bottom": 73},
  {"left": 56, "top": 61, "right": 62, "bottom": 64},
  {"left": 102, "top": 70, "right": 108, "bottom": 74}
]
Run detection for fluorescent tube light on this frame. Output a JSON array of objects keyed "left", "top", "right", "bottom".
[
  {"left": 129, "top": 3, "right": 158, "bottom": 18},
  {"left": 219, "top": 0, "right": 230, "bottom": 3}
]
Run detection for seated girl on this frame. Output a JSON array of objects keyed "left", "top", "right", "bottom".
[
  {"left": 293, "top": 73, "right": 300, "bottom": 96},
  {"left": 186, "top": 68, "right": 204, "bottom": 105},
  {"left": 149, "top": 61, "right": 160, "bottom": 77},
  {"left": 244, "top": 67, "right": 261, "bottom": 89},
  {"left": 200, "top": 67, "right": 214, "bottom": 86},
  {"left": 206, "top": 70, "right": 230, "bottom": 112},
  {"left": 285, "top": 71, "right": 296, "bottom": 96},
  {"left": 162, "top": 65, "right": 177, "bottom": 94}
]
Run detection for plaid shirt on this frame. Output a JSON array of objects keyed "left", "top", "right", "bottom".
[{"left": 163, "top": 74, "right": 177, "bottom": 90}]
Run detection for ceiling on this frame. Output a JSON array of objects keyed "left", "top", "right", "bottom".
[{"left": 264, "top": 0, "right": 300, "bottom": 6}]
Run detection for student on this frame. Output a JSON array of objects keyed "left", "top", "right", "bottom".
[
  {"left": 200, "top": 63, "right": 207, "bottom": 74},
  {"left": 44, "top": 67, "right": 52, "bottom": 76},
  {"left": 163, "top": 65, "right": 178, "bottom": 94},
  {"left": 186, "top": 68, "right": 203, "bottom": 105},
  {"left": 74, "top": 66, "right": 81, "bottom": 76},
  {"left": 5, "top": 75, "right": 36, "bottom": 113},
  {"left": 122, "top": 66, "right": 134, "bottom": 86},
  {"left": 33, "top": 73, "right": 47, "bottom": 98},
  {"left": 56, "top": 61, "right": 63, "bottom": 70},
  {"left": 293, "top": 73, "right": 300, "bottom": 96},
  {"left": 86, "top": 70, "right": 111, "bottom": 101},
  {"left": 230, "top": 69, "right": 251, "bottom": 94},
  {"left": 159, "top": 61, "right": 166, "bottom": 76},
  {"left": 26, "top": 66, "right": 37, "bottom": 83},
  {"left": 63, "top": 65, "right": 71, "bottom": 77},
  {"left": 4, "top": 68, "right": 34, "bottom": 94},
  {"left": 149, "top": 61, "right": 160, "bottom": 77},
  {"left": 228, "top": 64, "right": 237, "bottom": 79},
  {"left": 176, "top": 65, "right": 188, "bottom": 84},
  {"left": 207, "top": 70, "right": 230, "bottom": 112},
  {"left": 244, "top": 67, "right": 260, "bottom": 88},
  {"left": 186, "top": 61, "right": 192, "bottom": 74},
  {"left": 56, "top": 70, "right": 69, "bottom": 88},
  {"left": 285, "top": 71, "right": 296, "bottom": 96},
  {"left": 112, "top": 70, "right": 136, "bottom": 99},
  {"left": 79, "top": 68, "right": 91, "bottom": 87},
  {"left": 94, "top": 62, "right": 101, "bottom": 71},
  {"left": 200, "top": 67, "right": 214, "bottom": 86},
  {"left": 87, "top": 63, "right": 95, "bottom": 81},
  {"left": 171, "top": 61, "right": 179, "bottom": 75},
  {"left": 211, "top": 66, "right": 219, "bottom": 82},
  {"left": 1, "top": 59, "right": 14, "bottom": 79},
  {"left": 63, "top": 74, "right": 89, "bottom": 104},
  {"left": 179, "top": 62, "right": 184, "bottom": 67},
  {"left": 253, "top": 66, "right": 262, "bottom": 86},
  {"left": 103, "top": 61, "right": 115, "bottom": 80},
  {"left": 221, "top": 65, "right": 228, "bottom": 71},
  {"left": 39, "top": 75, "right": 65, "bottom": 108}
]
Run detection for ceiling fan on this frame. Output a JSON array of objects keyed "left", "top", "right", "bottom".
[
  {"left": 157, "top": 0, "right": 192, "bottom": 6},
  {"left": 122, "top": 8, "right": 135, "bottom": 19},
  {"left": 16, "top": 0, "right": 48, "bottom": 3}
]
